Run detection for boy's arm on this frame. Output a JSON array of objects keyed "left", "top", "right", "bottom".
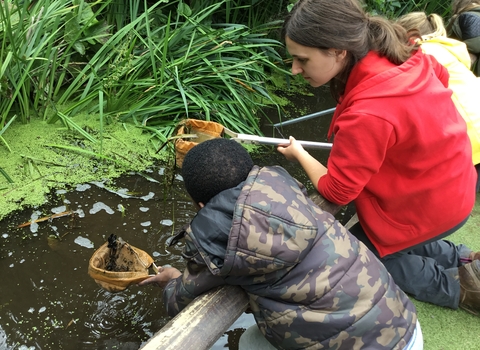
[
  {"left": 139, "top": 260, "right": 226, "bottom": 317},
  {"left": 138, "top": 266, "right": 182, "bottom": 288},
  {"left": 163, "top": 260, "right": 226, "bottom": 317},
  {"left": 139, "top": 225, "right": 227, "bottom": 316}
]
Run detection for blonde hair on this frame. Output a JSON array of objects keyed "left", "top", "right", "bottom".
[{"left": 397, "top": 12, "right": 446, "bottom": 42}]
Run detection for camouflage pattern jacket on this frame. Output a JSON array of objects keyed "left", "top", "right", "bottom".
[{"left": 163, "top": 165, "right": 417, "bottom": 350}]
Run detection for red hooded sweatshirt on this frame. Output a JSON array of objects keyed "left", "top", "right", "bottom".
[{"left": 318, "top": 49, "right": 476, "bottom": 257}]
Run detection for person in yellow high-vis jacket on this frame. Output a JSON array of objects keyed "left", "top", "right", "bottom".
[{"left": 398, "top": 12, "right": 480, "bottom": 191}]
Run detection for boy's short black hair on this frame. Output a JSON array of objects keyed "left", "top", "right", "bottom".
[{"left": 182, "top": 138, "right": 254, "bottom": 204}]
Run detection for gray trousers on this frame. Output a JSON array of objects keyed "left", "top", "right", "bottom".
[{"left": 349, "top": 218, "right": 472, "bottom": 309}]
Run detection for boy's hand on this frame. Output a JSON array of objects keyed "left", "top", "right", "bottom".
[{"left": 138, "top": 266, "right": 182, "bottom": 288}]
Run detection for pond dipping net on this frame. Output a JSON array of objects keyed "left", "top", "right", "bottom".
[{"left": 88, "top": 234, "right": 155, "bottom": 293}]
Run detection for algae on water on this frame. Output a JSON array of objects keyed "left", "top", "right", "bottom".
[{"left": 0, "top": 115, "right": 168, "bottom": 220}]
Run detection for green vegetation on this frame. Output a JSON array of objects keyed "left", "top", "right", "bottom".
[
  {"left": 366, "top": 0, "right": 451, "bottom": 18},
  {"left": 0, "top": 0, "right": 292, "bottom": 219}
]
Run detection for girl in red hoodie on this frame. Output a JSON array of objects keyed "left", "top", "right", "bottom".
[{"left": 278, "top": 0, "right": 480, "bottom": 315}]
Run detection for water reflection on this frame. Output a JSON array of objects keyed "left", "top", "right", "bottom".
[
  {"left": 0, "top": 169, "right": 192, "bottom": 350},
  {"left": 0, "top": 90, "right": 340, "bottom": 350},
  {"left": 83, "top": 289, "right": 166, "bottom": 348}
]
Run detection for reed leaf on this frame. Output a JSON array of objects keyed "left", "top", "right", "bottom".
[
  {"left": 46, "top": 144, "right": 130, "bottom": 166},
  {"left": 0, "top": 167, "right": 14, "bottom": 183},
  {"left": 0, "top": 114, "right": 17, "bottom": 152},
  {"left": 99, "top": 90, "right": 104, "bottom": 154},
  {"left": 56, "top": 111, "right": 97, "bottom": 143}
]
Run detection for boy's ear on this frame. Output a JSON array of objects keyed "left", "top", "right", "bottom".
[{"left": 198, "top": 202, "right": 205, "bottom": 208}]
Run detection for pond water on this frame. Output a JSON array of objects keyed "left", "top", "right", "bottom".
[{"left": 0, "top": 89, "right": 345, "bottom": 350}]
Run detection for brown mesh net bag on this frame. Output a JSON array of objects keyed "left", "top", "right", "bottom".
[
  {"left": 174, "top": 119, "right": 224, "bottom": 168},
  {"left": 88, "top": 234, "right": 155, "bottom": 293}
]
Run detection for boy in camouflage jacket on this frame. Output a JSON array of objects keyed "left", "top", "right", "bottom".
[{"left": 139, "top": 138, "right": 420, "bottom": 350}]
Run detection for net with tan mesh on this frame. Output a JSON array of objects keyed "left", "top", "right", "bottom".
[
  {"left": 173, "top": 119, "right": 224, "bottom": 168},
  {"left": 88, "top": 234, "right": 155, "bottom": 293}
]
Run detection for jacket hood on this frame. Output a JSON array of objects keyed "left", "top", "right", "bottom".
[
  {"left": 423, "top": 36, "right": 471, "bottom": 69},
  {"left": 187, "top": 166, "right": 323, "bottom": 278},
  {"left": 188, "top": 184, "right": 242, "bottom": 270},
  {"left": 328, "top": 49, "right": 439, "bottom": 138}
]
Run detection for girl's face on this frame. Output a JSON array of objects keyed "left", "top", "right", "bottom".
[{"left": 286, "top": 36, "right": 346, "bottom": 87}]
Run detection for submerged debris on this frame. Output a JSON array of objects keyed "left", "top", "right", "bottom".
[
  {"left": 17, "top": 210, "right": 76, "bottom": 228},
  {"left": 106, "top": 234, "right": 131, "bottom": 272}
]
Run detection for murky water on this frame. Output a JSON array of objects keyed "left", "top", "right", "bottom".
[{"left": 0, "top": 89, "right": 343, "bottom": 350}]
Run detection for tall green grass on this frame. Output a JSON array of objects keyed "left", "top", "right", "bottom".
[
  {"left": 0, "top": 0, "right": 287, "bottom": 156},
  {"left": 0, "top": 0, "right": 111, "bottom": 126},
  {"left": 188, "top": 0, "right": 291, "bottom": 27},
  {"left": 57, "top": 0, "right": 286, "bottom": 138},
  {"left": 365, "top": 0, "right": 452, "bottom": 18}
]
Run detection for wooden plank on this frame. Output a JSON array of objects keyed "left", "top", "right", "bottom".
[
  {"left": 140, "top": 192, "right": 343, "bottom": 350},
  {"left": 139, "top": 285, "right": 249, "bottom": 350},
  {"left": 308, "top": 191, "right": 343, "bottom": 217},
  {"left": 345, "top": 212, "right": 359, "bottom": 230}
]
